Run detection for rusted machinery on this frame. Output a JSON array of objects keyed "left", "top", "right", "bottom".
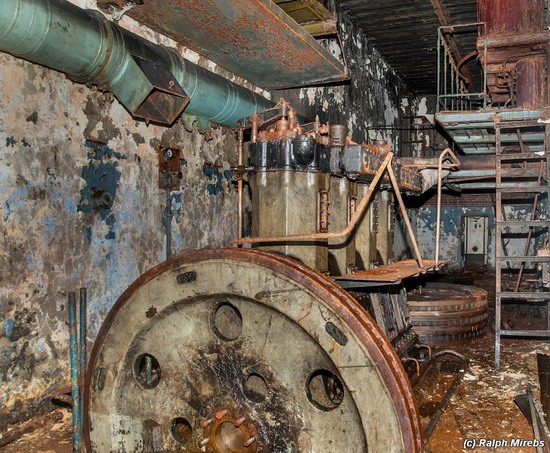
[
  {"left": 478, "top": 0, "right": 549, "bottom": 108},
  {"left": 408, "top": 283, "right": 489, "bottom": 342},
  {"left": 85, "top": 101, "right": 455, "bottom": 452}
]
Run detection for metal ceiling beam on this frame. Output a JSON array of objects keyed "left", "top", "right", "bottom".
[{"left": 97, "top": 0, "right": 348, "bottom": 90}]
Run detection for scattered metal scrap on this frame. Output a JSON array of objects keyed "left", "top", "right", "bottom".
[
  {"left": 423, "top": 357, "right": 469, "bottom": 444},
  {"left": 515, "top": 384, "right": 550, "bottom": 453},
  {"left": 0, "top": 410, "right": 65, "bottom": 448}
]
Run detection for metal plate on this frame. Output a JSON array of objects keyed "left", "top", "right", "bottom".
[
  {"left": 98, "top": 0, "right": 348, "bottom": 89},
  {"left": 335, "top": 259, "right": 441, "bottom": 283},
  {"left": 84, "top": 248, "right": 421, "bottom": 452},
  {"left": 408, "top": 282, "right": 489, "bottom": 341}
]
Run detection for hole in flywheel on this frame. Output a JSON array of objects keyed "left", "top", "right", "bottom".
[
  {"left": 243, "top": 373, "right": 269, "bottom": 402},
  {"left": 133, "top": 353, "right": 161, "bottom": 389},
  {"left": 306, "top": 369, "right": 345, "bottom": 411},
  {"left": 211, "top": 302, "right": 243, "bottom": 341},
  {"left": 170, "top": 417, "right": 193, "bottom": 445}
]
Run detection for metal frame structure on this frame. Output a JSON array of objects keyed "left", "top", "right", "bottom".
[
  {"left": 494, "top": 117, "right": 550, "bottom": 368},
  {"left": 436, "top": 23, "right": 487, "bottom": 112},
  {"left": 438, "top": 108, "right": 550, "bottom": 368}
]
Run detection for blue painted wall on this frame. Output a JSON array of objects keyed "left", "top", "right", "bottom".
[
  {"left": 411, "top": 205, "right": 531, "bottom": 270},
  {"left": 0, "top": 50, "right": 240, "bottom": 411}
]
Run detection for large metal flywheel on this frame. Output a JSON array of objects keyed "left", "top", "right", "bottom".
[{"left": 84, "top": 248, "right": 421, "bottom": 452}]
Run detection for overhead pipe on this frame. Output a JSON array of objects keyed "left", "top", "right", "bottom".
[{"left": 0, "top": 0, "right": 274, "bottom": 126}]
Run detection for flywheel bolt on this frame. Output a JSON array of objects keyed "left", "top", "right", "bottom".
[
  {"left": 244, "top": 436, "right": 257, "bottom": 447},
  {"left": 215, "top": 409, "right": 228, "bottom": 420},
  {"left": 200, "top": 418, "right": 214, "bottom": 428},
  {"left": 235, "top": 416, "right": 246, "bottom": 427}
]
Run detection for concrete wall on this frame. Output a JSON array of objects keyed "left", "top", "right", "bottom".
[{"left": 0, "top": 1, "right": 259, "bottom": 413}]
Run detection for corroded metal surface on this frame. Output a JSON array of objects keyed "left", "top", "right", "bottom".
[
  {"left": 84, "top": 248, "right": 422, "bottom": 452},
  {"left": 407, "top": 283, "right": 488, "bottom": 341},
  {"left": 339, "top": 0, "right": 478, "bottom": 95},
  {"left": 478, "top": 0, "right": 544, "bottom": 36},
  {"left": 335, "top": 260, "right": 441, "bottom": 283},
  {"left": 97, "top": 0, "right": 348, "bottom": 90},
  {"left": 477, "top": 0, "right": 549, "bottom": 107}
]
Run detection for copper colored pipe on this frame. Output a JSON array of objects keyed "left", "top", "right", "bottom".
[
  {"left": 435, "top": 148, "right": 460, "bottom": 269},
  {"left": 386, "top": 163, "right": 425, "bottom": 268},
  {"left": 230, "top": 152, "right": 394, "bottom": 245},
  {"left": 251, "top": 115, "right": 259, "bottom": 144},
  {"left": 457, "top": 50, "right": 478, "bottom": 86},
  {"left": 515, "top": 159, "right": 545, "bottom": 292}
]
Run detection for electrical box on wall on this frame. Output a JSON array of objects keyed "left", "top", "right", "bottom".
[{"left": 464, "top": 216, "right": 488, "bottom": 267}]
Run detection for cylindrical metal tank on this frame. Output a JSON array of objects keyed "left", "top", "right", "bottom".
[
  {"left": 515, "top": 56, "right": 548, "bottom": 109},
  {"left": 478, "top": 0, "right": 544, "bottom": 36}
]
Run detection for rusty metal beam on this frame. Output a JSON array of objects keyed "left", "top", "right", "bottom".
[{"left": 97, "top": 0, "right": 348, "bottom": 90}]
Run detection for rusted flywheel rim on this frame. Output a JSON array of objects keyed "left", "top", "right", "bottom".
[{"left": 84, "top": 248, "right": 422, "bottom": 452}]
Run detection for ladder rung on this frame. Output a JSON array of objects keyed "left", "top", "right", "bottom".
[
  {"left": 496, "top": 256, "right": 550, "bottom": 262},
  {"left": 498, "top": 292, "right": 550, "bottom": 300},
  {"left": 496, "top": 186, "right": 549, "bottom": 193},
  {"left": 495, "top": 120, "right": 546, "bottom": 129},
  {"left": 497, "top": 153, "right": 548, "bottom": 161},
  {"left": 500, "top": 329, "right": 550, "bottom": 338},
  {"left": 498, "top": 220, "right": 550, "bottom": 228}
]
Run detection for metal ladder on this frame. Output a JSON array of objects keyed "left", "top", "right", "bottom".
[{"left": 495, "top": 119, "right": 550, "bottom": 368}]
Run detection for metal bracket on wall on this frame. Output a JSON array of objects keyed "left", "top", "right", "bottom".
[
  {"left": 158, "top": 146, "right": 183, "bottom": 190},
  {"left": 319, "top": 189, "right": 330, "bottom": 233}
]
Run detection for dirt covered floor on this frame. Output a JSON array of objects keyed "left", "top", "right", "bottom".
[
  {"left": 421, "top": 269, "right": 550, "bottom": 453},
  {"left": 0, "top": 408, "right": 71, "bottom": 452},
  {"left": 422, "top": 334, "right": 549, "bottom": 453}
]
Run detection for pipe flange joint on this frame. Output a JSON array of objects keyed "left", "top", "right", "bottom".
[{"left": 199, "top": 408, "right": 259, "bottom": 453}]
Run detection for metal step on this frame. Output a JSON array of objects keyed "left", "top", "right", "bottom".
[
  {"left": 500, "top": 330, "right": 550, "bottom": 338},
  {"left": 498, "top": 292, "right": 550, "bottom": 300},
  {"left": 497, "top": 153, "right": 548, "bottom": 161},
  {"left": 496, "top": 256, "right": 550, "bottom": 262},
  {"left": 498, "top": 220, "right": 550, "bottom": 228},
  {"left": 496, "top": 186, "right": 549, "bottom": 193}
]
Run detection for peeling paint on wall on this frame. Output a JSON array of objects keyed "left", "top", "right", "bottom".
[
  {"left": 276, "top": 2, "right": 413, "bottom": 152},
  {"left": 0, "top": 0, "right": 422, "bottom": 418},
  {"left": 0, "top": 12, "right": 240, "bottom": 412},
  {"left": 203, "top": 163, "right": 234, "bottom": 196},
  {"left": 412, "top": 204, "right": 533, "bottom": 270}
]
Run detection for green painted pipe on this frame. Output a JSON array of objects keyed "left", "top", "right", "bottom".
[{"left": 0, "top": 0, "right": 273, "bottom": 126}]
